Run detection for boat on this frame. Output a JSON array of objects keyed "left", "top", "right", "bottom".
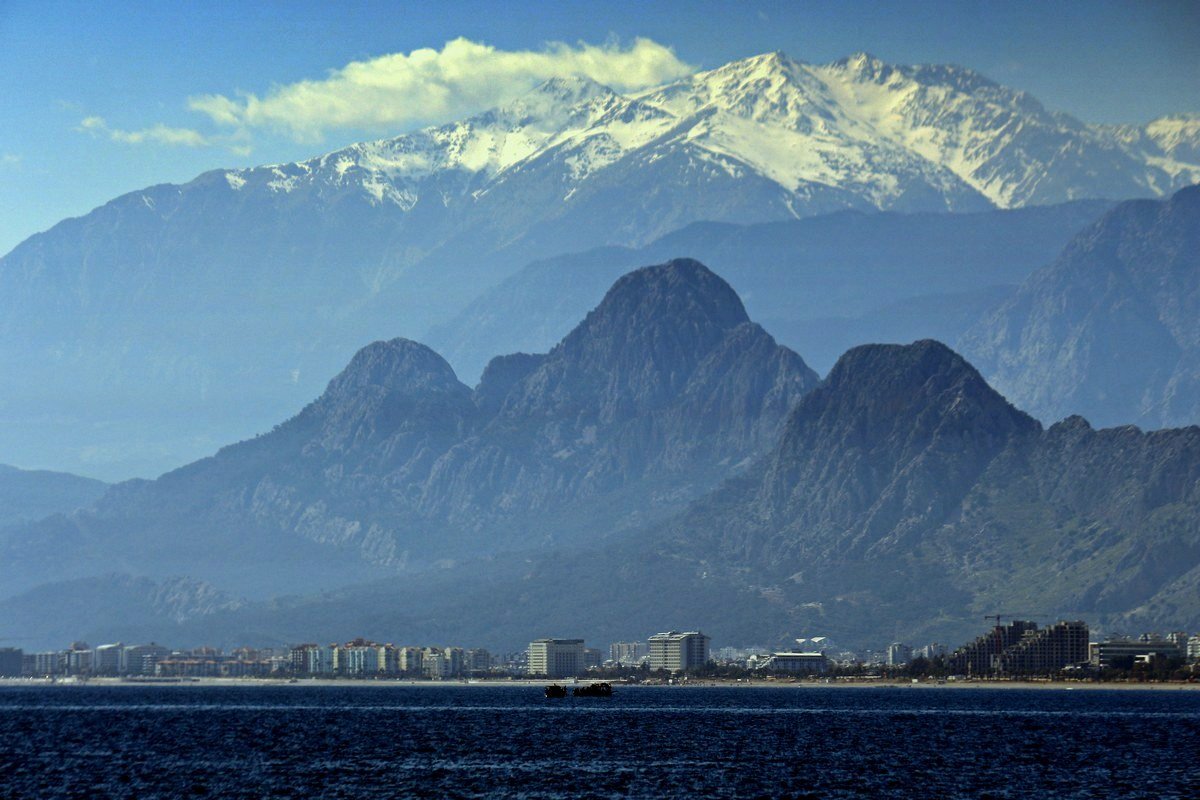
[
  {"left": 544, "top": 684, "right": 568, "bottom": 698},
  {"left": 572, "top": 682, "right": 613, "bottom": 698}
]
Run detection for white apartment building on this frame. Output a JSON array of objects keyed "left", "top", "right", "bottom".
[
  {"left": 648, "top": 631, "right": 711, "bottom": 672},
  {"left": 528, "top": 639, "right": 586, "bottom": 678}
]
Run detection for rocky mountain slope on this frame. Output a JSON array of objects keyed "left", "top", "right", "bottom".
[
  {"left": 4, "top": 51, "right": 1196, "bottom": 479},
  {"left": 0, "top": 260, "right": 816, "bottom": 601},
  {"left": 428, "top": 200, "right": 1112, "bottom": 380},
  {"left": 5, "top": 263, "right": 1200, "bottom": 649},
  {"left": 38, "top": 338, "right": 1200, "bottom": 653},
  {"left": 309, "top": 341, "right": 1200, "bottom": 650},
  {"left": 0, "top": 575, "right": 244, "bottom": 652},
  {"left": 961, "top": 184, "right": 1200, "bottom": 429}
]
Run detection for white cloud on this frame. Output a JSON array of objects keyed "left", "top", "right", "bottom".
[
  {"left": 80, "top": 116, "right": 209, "bottom": 147},
  {"left": 188, "top": 37, "right": 694, "bottom": 141},
  {"left": 0, "top": 153, "right": 20, "bottom": 168}
]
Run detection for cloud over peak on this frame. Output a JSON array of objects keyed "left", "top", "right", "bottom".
[{"left": 187, "top": 37, "right": 694, "bottom": 141}]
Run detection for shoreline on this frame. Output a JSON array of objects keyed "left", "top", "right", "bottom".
[{"left": 2, "top": 676, "right": 1197, "bottom": 691}]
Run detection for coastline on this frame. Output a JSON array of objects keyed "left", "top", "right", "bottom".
[{"left": 2, "top": 676, "right": 1197, "bottom": 691}]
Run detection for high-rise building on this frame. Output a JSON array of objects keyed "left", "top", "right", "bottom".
[
  {"left": 443, "top": 647, "right": 465, "bottom": 678},
  {"left": 949, "top": 621, "right": 1039, "bottom": 675},
  {"left": 1188, "top": 636, "right": 1200, "bottom": 664},
  {"left": 33, "top": 652, "right": 63, "bottom": 677},
  {"left": 122, "top": 644, "right": 171, "bottom": 676},
  {"left": 93, "top": 643, "right": 124, "bottom": 675},
  {"left": 423, "top": 648, "right": 450, "bottom": 678},
  {"left": 886, "top": 643, "right": 912, "bottom": 666},
  {"left": 466, "top": 649, "right": 492, "bottom": 674},
  {"left": 0, "top": 648, "right": 23, "bottom": 677},
  {"left": 398, "top": 647, "right": 424, "bottom": 675},
  {"left": 996, "top": 621, "right": 1089, "bottom": 674},
  {"left": 609, "top": 642, "right": 647, "bottom": 666},
  {"left": 647, "top": 631, "right": 711, "bottom": 672},
  {"left": 915, "top": 643, "right": 947, "bottom": 660},
  {"left": 67, "top": 645, "right": 93, "bottom": 675},
  {"left": 335, "top": 639, "right": 393, "bottom": 676},
  {"left": 528, "top": 639, "right": 586, "bottom": 678}
]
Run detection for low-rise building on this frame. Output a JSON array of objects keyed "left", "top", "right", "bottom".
[
  {"left": 756, "top": 652, "right": 828, "bottom": 674},
  {"left": 1090, "top": 638, "right": 1185, "bottom": 669}
]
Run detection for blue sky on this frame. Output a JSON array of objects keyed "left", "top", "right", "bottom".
[{"left": 1, "top": 0, "right": 1198, "bottom": 255}]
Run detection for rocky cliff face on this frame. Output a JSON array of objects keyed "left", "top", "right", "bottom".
[
  {"left": 0, "top": 260, "right": 817, "bottom": 596},
  {"left": 132, "top": 339, "right": 1200, "bottom": 652},
  {"left": 419, "top": 260, "right": 816, "bottom": 536},
  {"left": 7, "top": 333, "right": 1200, "bottom": 650},
  {"left": 643, "top": 339, "right": 1200, "bottom": 645},
  {"left": 962, "top": 184, "right": 1200, "bottom": 428}
]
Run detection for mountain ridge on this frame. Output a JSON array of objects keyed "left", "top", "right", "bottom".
[
  {"left": 4, "top": 48, "right": 1195, "bottom": 478},
  {"left": 0, "top": 259, "right": 818, "bottom": 599},
  {"left": 961, "top": 184, "right": 1200, "bottom": 429},
  {"left": 4, "top": 276, "right": 1200, "bottom": 650}
]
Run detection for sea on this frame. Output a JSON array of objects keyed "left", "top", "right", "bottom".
[{"left": 2, "top": 683, "right": 1199, "bottom": 798}]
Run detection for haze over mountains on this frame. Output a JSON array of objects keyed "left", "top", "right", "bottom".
[
  {"left": 3, "top": 45, "right": 1200, "bottom": 655},
  {"left": 961, "top": 184, "right": 1200, "bottom": 430},
  {"left": 0, "top": 465, "right": 107, "bottom": 527},
  {"left": 0, "top": 261, "right": 815, "bottom": 598},
  {"left": 3, "top": 261, "right": 1200, "bottom": 651},
  {"left": 3, "top": 50, "right": 1198, "bottom": 479},
  {"left": 428, "top": 200, "right": 1112, "bottom": 380}
]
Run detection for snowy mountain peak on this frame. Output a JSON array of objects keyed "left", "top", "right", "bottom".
[
  {"left": 527, "top": 75, "right": 615, "bottom": 103},
  {"left": 219, "top": 51, "right": 1200, "bottom": 215},
  {"left": 832, "top": 51, "right": 890, "bottom": 78}
]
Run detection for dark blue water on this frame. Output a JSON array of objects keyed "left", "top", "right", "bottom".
[{"left": 2, "top": 684, "right": 1199, "bottom": 798}]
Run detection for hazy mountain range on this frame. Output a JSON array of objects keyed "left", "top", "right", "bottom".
[
  {"left": 961, "top": 184, "right": 1200, "bottom": 430},
  {"left": 3, "top": 261, "right": 1198, "bottom": 651},
  {"left": 0, "top": 465, "right": 107, "bottom": 527},
  {"left": 3, "top": 50, "right": 1198, "bottom": 479},
  {"left": 428, "top": 200, "right": 1112, "bottom": 381}
]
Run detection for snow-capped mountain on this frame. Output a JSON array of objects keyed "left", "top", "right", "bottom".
[
  {"left": 2, "top": 50, "right": 1197, "bottom": 479},
  {"left": 220, "top": 51, "right": 1199, "bottom": 217}
]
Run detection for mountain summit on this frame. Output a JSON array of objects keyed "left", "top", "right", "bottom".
[
  {"left": 2, "top": 51, "right": 1197, "bottom": 478},
  {"left": 0, "top": 260, "right": 818, "bottom": 597}
]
